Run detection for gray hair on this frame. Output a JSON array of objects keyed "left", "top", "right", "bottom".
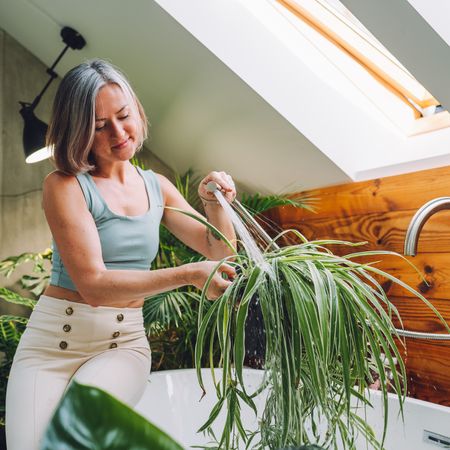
[{"left": 47, "top": 59, "right": 148, "bottom": 175}]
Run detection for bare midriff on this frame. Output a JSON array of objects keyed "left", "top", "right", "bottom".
[{"left": 42, "top": 285, "right": 144, "bottom": 308}]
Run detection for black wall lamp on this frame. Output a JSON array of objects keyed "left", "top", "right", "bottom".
[{"left": 19, "top": 26, "right": 86, "bottom": 163}]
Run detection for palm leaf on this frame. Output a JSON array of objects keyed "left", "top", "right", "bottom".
[
  {"left": 174, "top": 168, "right": 203, "bottom": 212},
  {"left": 240, "top": 192, "right": 318, "bottom": 216},
  {"left": 153, "top": 225, "right": 204, "bottom": 270},
  {"left": 143, "top": 290, "right": 198, "bottom": 333}
]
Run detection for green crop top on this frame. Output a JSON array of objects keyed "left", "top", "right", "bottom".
[{"left": 50, "top": 166, "right": 164, "bottom": 291}]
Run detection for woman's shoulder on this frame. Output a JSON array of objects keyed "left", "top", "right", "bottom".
[
  {"left": 154, "top": 173, "right": 173, "bottom": 193},
  {"left": 42, "top": 170, "right": 86, "bottom": 207},
  {"left": 138, "top": 169, "right": 171, "bottom": 186},
  {"left": 154, "top": 172, "right": 169, "bottom": 184},
  {"left": 44, "top": 170, "right": 78, "bottom": 186}
]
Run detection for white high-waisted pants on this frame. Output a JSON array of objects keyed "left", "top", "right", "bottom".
[{"left": 5, "top": 294, "right": 151, "bottom": 450}]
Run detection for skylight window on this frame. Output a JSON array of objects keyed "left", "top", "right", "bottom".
[{"left": 248, "top": 0, "right": 450, "bottom": 136}]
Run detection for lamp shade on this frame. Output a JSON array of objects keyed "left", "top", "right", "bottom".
[{"left": 20, "top": 104, "right": 52, "bottom": 163}]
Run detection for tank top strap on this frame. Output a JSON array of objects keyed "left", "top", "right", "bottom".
[
  {"left": 75, "top": 172, "right": 106, "bottom": 219},
  {"left": 136, "top": 167, "right": 165, "bottom": 211}
]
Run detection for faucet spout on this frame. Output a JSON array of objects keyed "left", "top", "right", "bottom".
[{"left": 404, "top": 197, "right": 450, "bottom": 256}]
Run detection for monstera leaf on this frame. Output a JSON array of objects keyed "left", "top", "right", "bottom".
[{"left": 41, "top": 381, "right": 183, "bottom": 450}]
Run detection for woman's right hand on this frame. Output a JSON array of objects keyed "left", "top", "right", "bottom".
[{"left": 188, "top": 261, "right": 236, "bottom": 300}]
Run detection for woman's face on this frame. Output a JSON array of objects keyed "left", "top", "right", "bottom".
[{"left": 91, "top": 83, "right": 140, "bottom": 166}]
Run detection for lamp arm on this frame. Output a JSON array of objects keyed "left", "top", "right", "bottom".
[
  {"left": 28, "top": 45, "right": 69, "bottom": 111},
  {"left": 47, "top": 44, "right": 70, "bottom": 73},
  {"left": 22, "top": 26, "right": 86, "bottom": 112}
]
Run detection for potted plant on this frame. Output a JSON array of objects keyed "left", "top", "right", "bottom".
[
  {"left": 141, "top": 166, "right": 314, "bottom": 371},
  {"left": 169, "top": 207, "right": 450, "bottom": 449}
]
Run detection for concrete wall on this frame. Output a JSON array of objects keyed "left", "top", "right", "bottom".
[
  {"left": 0, "top": 30, "right": 56, "bottom": 314},
  {"left": 0, "top": 30, "right": 172, "bottom": 312},
  {"left": 1, "top": 29, "right": 56, "bottom": 259}
]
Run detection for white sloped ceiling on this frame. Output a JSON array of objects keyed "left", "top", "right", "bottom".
[{"left": 1, "top": 0, "right": 450, "bottom": 193}]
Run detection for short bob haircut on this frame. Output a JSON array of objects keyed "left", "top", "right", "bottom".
[{"left": 47, "top": 59, "right": 148, "bottom": 175}]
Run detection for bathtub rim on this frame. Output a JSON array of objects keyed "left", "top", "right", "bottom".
[{"left": 146, "top": 367, "right": 450, "bottom": 414}]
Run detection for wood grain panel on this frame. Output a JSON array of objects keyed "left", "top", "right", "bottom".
[
  {"left": 266, "top": 165, "right": 450, "bottom": 406},
  {"left": 268, "top": 208, "right": 450, "bottom": 253},
  {"left": 387, "top": 296, "right": 450, "bottom": 333},
  {"left": 276, "top": 165, "right": 450, "bottom": 220},
  {"left": 346, "top": 253, "right": 450, "bottom": 300},
  {"left": 401, "top": 339, "right": 450, "bottom": 406}
]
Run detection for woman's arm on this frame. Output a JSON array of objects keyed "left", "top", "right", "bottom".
[
  {"left": 42, "top": 172, "right": 234, "bottom": 306},
  {"left": 157, "top": 172, "right": 237, "bottom": 260}
]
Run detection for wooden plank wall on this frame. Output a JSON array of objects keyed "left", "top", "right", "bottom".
[{"left": 265, "top": 165, "right": 450, "bottom": 406}]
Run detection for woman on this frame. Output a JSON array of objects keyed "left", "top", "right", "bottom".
[{"left": 5, "top": 59, "right": 237, "bottom": 449}]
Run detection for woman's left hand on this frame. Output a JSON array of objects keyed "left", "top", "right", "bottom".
[{"left": 198, "top": 171, "right": 237, "bottom": 204}]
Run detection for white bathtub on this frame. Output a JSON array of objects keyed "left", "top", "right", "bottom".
[{"left": 135, "top": 368, "right": 450, "bottom": 449}]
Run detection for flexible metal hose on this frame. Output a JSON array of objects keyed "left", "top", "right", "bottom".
[{"left": 394, "top": 328, "right": 450, "bottom": 340}]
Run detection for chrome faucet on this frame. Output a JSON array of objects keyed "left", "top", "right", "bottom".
[{"left": 404, "top": 197, "right": 450, "bottom": 256}]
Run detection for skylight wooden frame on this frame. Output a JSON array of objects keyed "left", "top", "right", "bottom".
[{"left": 276, "top": 0, "right": 450, "bottom": 136}]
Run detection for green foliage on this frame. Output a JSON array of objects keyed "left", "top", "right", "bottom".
[
  {"left": 0, "top": 248, "right": 52, "bottom": 297},
  {"left": 188, "top": 216, "right": 450, "bottom": 449},
  {"left": 144, "top": 167, "right": 313, "bottom": 371},
  {"left": 143, "top": 290, "right": 202, "bottom": 370},
  {"left": 155, "top": 226, "right": 203, "bottom": 269},
  {"left": 144, "top": 291, "right": 197, "bottom": 332},
  {"left": 0, "top": 287, "right": 37, "bottom": 310},
  {"left": 240, "top": 192, "right": 317, "bottom": 215},
  {"left": 130, "top": 155, "right": 147, "bottom": 170},
  {"left": 279, "top": 447, "right": 325, "bottom": 450},
  {"left": 144, "top": 169, "right": 205, "bottom": 369},
  {"left": 41, "top": 381, "right": 184, "bottom": 450},
  {"left": 0, "top": 314, "right": 28, "bottom": 425},
  {"left": 0, "top": 288, "right": 35, "bottom": 425},
  {"left": 174, "top": 168, "right": 203, "bottom": 212},
  {"left": 0, "top": 250, "right": 46, "bottom": 426}
]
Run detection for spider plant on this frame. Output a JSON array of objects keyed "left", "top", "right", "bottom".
[
  {"left": 168, "top": 207, "right": 450, "bottom": 450},
  {"left": 140, "top": 165, "right": 314, "bottom": 370}
]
